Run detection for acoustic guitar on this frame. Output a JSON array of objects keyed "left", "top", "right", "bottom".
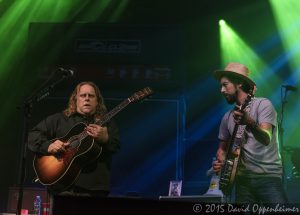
[{"left": 33, "top": 87, "right": 153, "bottom": 193}]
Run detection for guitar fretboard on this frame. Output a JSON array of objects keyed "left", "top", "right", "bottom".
[{"left": 96, "top": 98, "right": 130, "bottom": 126}]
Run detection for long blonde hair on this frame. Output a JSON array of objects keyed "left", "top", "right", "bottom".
[{"left": 64, "top": 81, "right": 107, "bottom": 118}]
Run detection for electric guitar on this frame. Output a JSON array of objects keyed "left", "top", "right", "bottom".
[
  {"left": 219, "top": 91, "right": 253, "bottom": 195},
  {"left": 33, "top": 87, "right": 153, "bottom": 193}
]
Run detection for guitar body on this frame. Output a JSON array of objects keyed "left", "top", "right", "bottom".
[
  {"left": 219, "top": 153, "right": 240, "bottom": 195},
  {"left": 33, "top": 122, "right": 102, "bottom": 193}
]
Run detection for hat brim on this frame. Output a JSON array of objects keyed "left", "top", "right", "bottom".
[{"left": 213, "top": 70, "right": 256, "bottom": 86}]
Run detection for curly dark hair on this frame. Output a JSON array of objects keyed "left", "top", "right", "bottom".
[
  {"left": 227, "top": 74, "right": 255, "bottom": 95},
  {"left": 63, "top": 81, "right": 107, "bottom": 118}
]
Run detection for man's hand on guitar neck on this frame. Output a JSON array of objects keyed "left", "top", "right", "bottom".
[
  {"left": 233, "top": 108, "right": 273, "bottom": 146},
  {"left": 86, "top": 124, "right": 109, "bottom": 144},
  {"left": 233, "top": 107, "right": 253, "bottom": 125}
]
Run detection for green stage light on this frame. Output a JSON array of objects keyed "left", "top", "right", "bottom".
[
  {"left": 269, "top": 0, "right": 300, "bottom": 80},
  {"left": 108, "top": 0, "right": 129, "bottom": 22},
  {"left": 219, "top": 21, "right": 281, "bottom": 97},
  {"left": 0, "top": 0, "right": 128, "bottom": 129},
  {"left": 219, "top": 19, "right": 226, "bottom": 26},
  {"left": 270, "top": 0, "right": 300, "bottom": 160}
]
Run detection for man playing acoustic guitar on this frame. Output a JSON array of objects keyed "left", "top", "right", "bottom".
[
  {"left": 212, "top": 63, "right": 287, "bottom": 203},
  {"left": 28, "top": 81, "right": 120, "bottom": 197}
]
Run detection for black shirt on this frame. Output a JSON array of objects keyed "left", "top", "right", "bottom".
[{"left": 28, "top": 112, "right": 120, "bottom": 191}]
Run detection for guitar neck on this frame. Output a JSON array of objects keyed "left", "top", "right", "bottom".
[
  {"left": 96, "top": 98, "right": 131, "bottom": 126},
  {"left": 225, "top": 123, "right": 239, "bottom": 159},
  {"left": 93, "top": 87, "right": 153, "bottom": 126},
  {"left": 225, "top": 94, "right": 253, "bottom": 159}
]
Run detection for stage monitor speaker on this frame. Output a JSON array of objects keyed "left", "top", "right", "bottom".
[{"left": 7, "top": 187, "right": 48, "bottom": 213}]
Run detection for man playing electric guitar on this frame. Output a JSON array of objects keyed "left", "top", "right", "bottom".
[
  {"left": 212, "top": 63, "right": 288, "bottom": 203},
  {"left": 28, "top": 81, "right": 120, "bottom": 197}
]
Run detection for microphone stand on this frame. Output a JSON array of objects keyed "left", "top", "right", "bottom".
[
  {"left": 278, "top": 86, "right": 289, "bottom": 190},
  {"left": 16, "top": 73, "right": 70, "bottom": 215}
]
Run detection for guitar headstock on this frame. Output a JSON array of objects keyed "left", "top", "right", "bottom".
[
  {"left": 238, "top": 87, "right": 255, "bottom": 111},
  {"left": 243, "top": 85, "right": 256, "bottom": 108},
  {"left": 129, "top": 87, "right": 153, "bottom": 103}
]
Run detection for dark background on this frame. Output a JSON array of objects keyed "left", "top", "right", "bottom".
[{"left": 1, "top": 0, "right": 299, "bottom": 212}]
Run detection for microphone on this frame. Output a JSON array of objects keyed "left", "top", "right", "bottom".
[
  {"left": 58, "top": 67, "right": 74, "bottom": 77},
  {"left": 282, "top": 85, "right": 298, "bottom": 92}
]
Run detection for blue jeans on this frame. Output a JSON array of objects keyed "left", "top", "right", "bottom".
[{"left": 235, "top": 175, "right": 288, "bottom": 204}]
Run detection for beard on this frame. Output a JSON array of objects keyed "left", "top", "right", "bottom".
[{"left": 223, "top": 93, "right": 237, "bottom": 104}]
